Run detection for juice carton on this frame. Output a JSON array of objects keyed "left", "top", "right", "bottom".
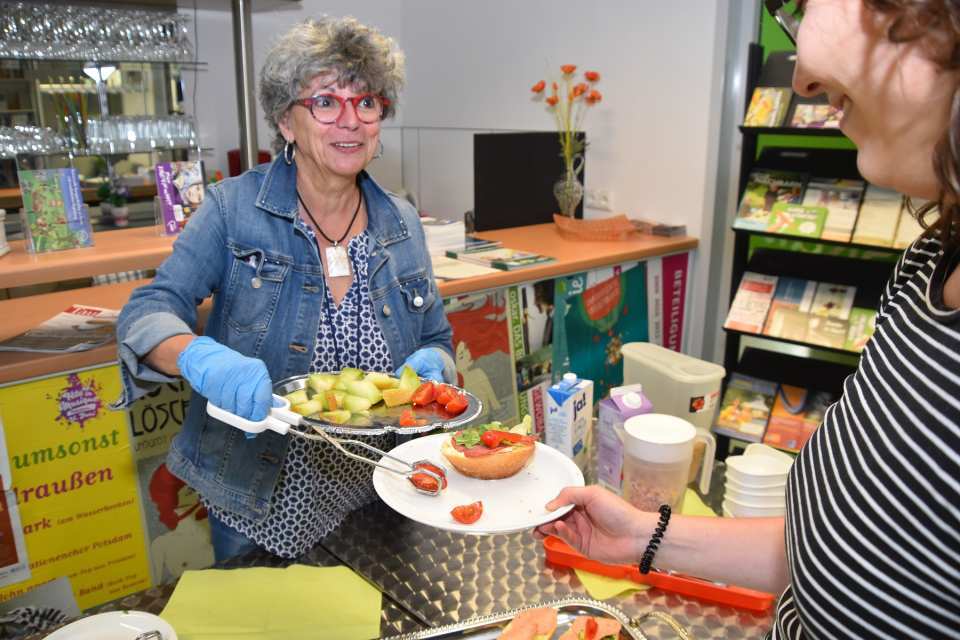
[
  {"left": 546, "top": 373, "right": 594, "bottom": 470},
  {"left": 597, "top": 384, "right": 654, "bottom": 494}
]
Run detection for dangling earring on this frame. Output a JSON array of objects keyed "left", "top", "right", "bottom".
[
  {"left": 373, "top": 140, "right": 384, "bottom": 160},
  {"left": 283, "top": 141, "right": 296, "bottom": 165}
]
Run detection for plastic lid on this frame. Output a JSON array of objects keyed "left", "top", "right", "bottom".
[
  {"left": 562, "top": 373, "right": 577, "bottom": 383},
  {"left": 623, "top": 414, "right": 695, "bottom": 463}
]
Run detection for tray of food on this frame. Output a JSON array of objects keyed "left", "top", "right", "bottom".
[
  {"left": 372, "top": 418, "right": 585, "bottom": 534},
  {"left": 381, "top": 597, "right": 684, "bottom": 640},
  {"left": 273, "top": 366, "right": 482, "bottom": 436}
]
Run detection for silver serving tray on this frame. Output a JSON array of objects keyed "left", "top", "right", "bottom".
[
  {"left": 274, "top": 374, "right": 483, "bottom": 436},
  {"left": 381, "top": 598, "right": 665, "bottom": 640}
]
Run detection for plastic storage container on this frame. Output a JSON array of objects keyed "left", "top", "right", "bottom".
[{"left": 621, "top": 342, "right": 726, "bottom": 432}]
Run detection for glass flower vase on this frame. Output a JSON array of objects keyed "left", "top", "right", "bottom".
[{"left": 553, "top": 157, "right": 584, "bottom": 218}]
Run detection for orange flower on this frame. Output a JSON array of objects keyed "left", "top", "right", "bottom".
[
  {"left": 572, "top": 83, "right": 588, "bottom": 98},
  {"left": 560, "top": 64, "right": 577, "bottom": 74},
  {"left": 584, "top": 70, "right": 600, "bottom": 82},
  {"left": 531, "top": 80, "right": 546, "bottom": 93},
  {"left": 586, "top": 89, "right": 603, "bottom": 105},
  {"left": 546, "top": 95, "right": 559, "bottom": 106},
  {"left": 552, "top": 82, "right": 558, "bottom": 92}
]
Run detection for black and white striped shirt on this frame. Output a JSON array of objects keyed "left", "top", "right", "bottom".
[{"left": 774, "top": 236, "right": 960, "bottom": 639}]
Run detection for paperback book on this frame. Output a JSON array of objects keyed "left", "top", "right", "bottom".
[
  {"left": 810, "top": 282, "right": 856, "bottom": 320},
  {"left": 852, "top": 185, "right": 902, "bottom": 247},
  {"left": 790, "top": 104, "right": 842, "bottom": 129},
  {"left": 455, "top": 247, "right": 555, "bottom": 270},
  {"left": 767, "top": 202, "right": 828, "bottom": 238},
  {"left": 734, "top": 170, "right": 806, "bottom": 232},
  {"left": 155, "top": 161, "right": 206, "bottom": 235},
  {"left": 18, "top": 168, "right": 93, "bottom": 253},
  {"left": 743, "top": 87, "right": 792, "bottom": 127},
  {"left": 724, "top": 272, "right": 778, "bottom": 334},
  {"left": 802, "top": 178, "right": 866, "bottom": 242},
  {"left": 763, "top": 384, "right": 836, "bottom": 452},
  {"left": 762, "top": 277, "right": 817, "bottom": 342},
  {"left": 714, "top": 373, "right": 778, "bottom": 442}
]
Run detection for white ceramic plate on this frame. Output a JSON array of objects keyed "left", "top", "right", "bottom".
[
  {"left": 46, "top": 611, "right": 177, "bottom": 640},
  {"left": 373, "top": 434, "right": 584, "bottom": 535}
]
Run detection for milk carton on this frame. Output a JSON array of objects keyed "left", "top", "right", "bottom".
[
  {"left": 597, "top": 384, "right": 653, "bottom": 494},
  {"left": 546, "top": 373, "right": 594, "bottom": 470}
]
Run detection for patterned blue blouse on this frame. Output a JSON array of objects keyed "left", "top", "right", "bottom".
[{"left": 207, "top": 229, "right": 395, "bottom": 557}]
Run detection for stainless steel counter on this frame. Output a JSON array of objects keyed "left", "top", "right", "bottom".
[
  {"left": 322, "top": 497, "right": 773, "bottom": 639},
  {"left": 28, "top": 464, "right": 775, "bottom": 639}
]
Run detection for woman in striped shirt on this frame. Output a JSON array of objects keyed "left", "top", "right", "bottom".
[{"left": 538, "top": 1, "right": 960, "bottom": 637}]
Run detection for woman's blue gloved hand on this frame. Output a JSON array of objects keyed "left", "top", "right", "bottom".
[
  {"left": 177, "top": 336, "right": 273, "bottom": 421},
  {"left": 395, "top": 347, "right": 445, "bottom": 383}
]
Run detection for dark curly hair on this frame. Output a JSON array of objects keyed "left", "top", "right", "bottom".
[{"left": 862, "top": 0, "right": 960, "bottom": 253}]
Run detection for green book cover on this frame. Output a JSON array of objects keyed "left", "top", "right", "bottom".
[
  {"left": 844, "top": 307, "right": 877, "bottom": 352},
  {"left": 767, "top": 202, "right": 827, "bottom": 238}
]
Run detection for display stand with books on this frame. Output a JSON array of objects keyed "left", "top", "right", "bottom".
[{"left": 718, "top": 43, "right": 912, "bottom": 458}]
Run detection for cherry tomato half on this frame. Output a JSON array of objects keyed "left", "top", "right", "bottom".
[
  {"left": 444, "top": 391, "right": 469, "bottom": 416},
  {"left": 408, "top": 462, "right": 447, "bottom": 493},
  {"left": 411, "top": 381, "right": 436, "bottom": 406},
  {"left": 451, "top": 500, "right": 483, "bottom": 524}
]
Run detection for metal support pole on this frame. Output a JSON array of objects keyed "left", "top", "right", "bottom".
[{"left": 232, "top": 0, "right": 258, "bottom": 172}]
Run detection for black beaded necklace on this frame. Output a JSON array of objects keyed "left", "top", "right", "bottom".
[{"left": 298, "top": 182, "right": 362, "bottom": 278}]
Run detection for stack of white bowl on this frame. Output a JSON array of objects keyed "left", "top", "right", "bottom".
[{"left": 722, "top": 444, "right": 794, "bottom": 517}]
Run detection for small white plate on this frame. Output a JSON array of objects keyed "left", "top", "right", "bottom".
[
  {"left": 46, "top": 611, "right": 177, "bottom": 640},
  {"left": 373, "top": 434, "right": 584, "bottom": 535}
]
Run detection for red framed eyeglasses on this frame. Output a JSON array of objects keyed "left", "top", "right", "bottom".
[{"left": 293, "top": 93, "right": 390, "bottom": 124}]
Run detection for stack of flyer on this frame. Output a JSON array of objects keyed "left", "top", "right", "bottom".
[{"left": 421, "top": 217, "right": 465, "bottom": 256}]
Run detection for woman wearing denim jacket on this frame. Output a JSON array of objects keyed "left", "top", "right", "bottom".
[{"left": 116, "top": 16, "right": 455, "bottom": 561}]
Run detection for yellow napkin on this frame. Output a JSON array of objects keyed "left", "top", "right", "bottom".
[
  {"left": 160, "top": 565, "right": 381, "bottom": 640},
  {"left": 575, "top": 489, "right": 717, "bottom": 600}
]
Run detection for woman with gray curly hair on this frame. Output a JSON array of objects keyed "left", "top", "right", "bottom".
[{"left": 116, "top": 16, "right": 454, "bottom": 560}]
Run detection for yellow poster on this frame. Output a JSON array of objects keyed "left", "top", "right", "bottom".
[{"left": 0, "top": 365, "right": 150, "bottom": 610}]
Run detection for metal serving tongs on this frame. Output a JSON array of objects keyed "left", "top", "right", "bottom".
[{"left": 206, "top": 394, "right": 447, "bottom": 496}]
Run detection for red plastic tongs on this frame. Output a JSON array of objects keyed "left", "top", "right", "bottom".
[{"left": 542, "top": 536, "right": 775, "bottom": 613}]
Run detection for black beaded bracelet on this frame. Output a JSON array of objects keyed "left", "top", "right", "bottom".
[{"left": 639, "top": 504, "right": 672, "bottom": 575}]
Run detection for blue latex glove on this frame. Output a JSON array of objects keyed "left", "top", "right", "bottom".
[
  {"left": 177, "top": 336, "right": 273, "bottom": 421},
  {"left": 395, "top": 348, "right": 445, "bottom": 383}
]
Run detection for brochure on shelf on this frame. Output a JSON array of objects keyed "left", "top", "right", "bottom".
[
  {"left": 802, "top": 178, "right": 865, "bottom": 242},
  {"left": 743, "top": 87, "right": 792, "bottom": 127},
  {"left": 893, "top": 205, "right": 934, "bottom": 250},
  {"left": 0, "top": 305, "right": 118, "bottom": 353},
  {"left": 714, "top": 373, "right": 778, "bottom": 442},
  {"left": 852, "top": 185, "right": 903, "bottom": 247},
  {"left": 790, "top": 103, "right": 842, "bottom": 129},
  {"left": 724, "top": 272, "right": 778, "bottom": 334},
  {"left": 734, "top": 170, "right": 806, "bottom": 232},
  {"left": 844, "top": 307, "right": 878, "bottom": 352},
  {"left": 155, "top": 160, "right": 206, "bottom": 236},
  {"left": 762, "top": 277, "right": 817, "bottom": 342},
  {"left": 17, "top": 167, "right": 93, "bottom": 253},
  {"left": 767, "top": 202, "right": 828, "bottom": 239},
  {"left": 763, "top": 385, "right": 836, "bottom": 452},
  {"left": 810, "top": 282, "right": 855, "bottom": 320}
]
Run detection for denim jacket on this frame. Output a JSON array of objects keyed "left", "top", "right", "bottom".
[{"left": 116, "top": 156, "right": 454, "bottom": 522}]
